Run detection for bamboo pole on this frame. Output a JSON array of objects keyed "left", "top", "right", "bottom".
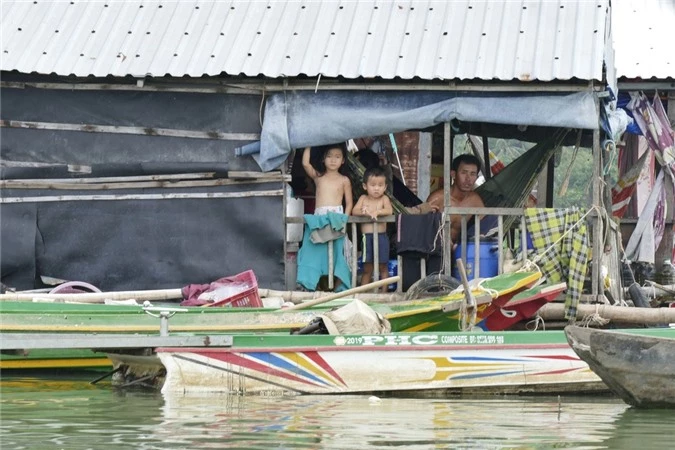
[
  {"left": 0, "top": 289, "right": 183, "bottom": 303},
  {"left": 539, "top": 303, "right": 675, "bottom": 325},
  {"left": 257, "top": 289, "right": 404, "bottom": 303},
  {"left": 283, "top": 276, "right": 400, "bottom": 311}
]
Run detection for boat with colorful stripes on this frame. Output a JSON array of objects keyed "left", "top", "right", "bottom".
[{"left": 154, "top": 329, "right": 675, "bottom": 396}]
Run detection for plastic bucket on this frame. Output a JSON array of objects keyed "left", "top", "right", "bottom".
[{"left": 452, "top": 241, "right": 499, "bottom": 281}]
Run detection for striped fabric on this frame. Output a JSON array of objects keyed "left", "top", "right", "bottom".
[
  {"left": 525, "top": 208, "right": 590, "bottom": 320},
  {"left": 611, "top": 150, "right": 649, "bottom": 218}
]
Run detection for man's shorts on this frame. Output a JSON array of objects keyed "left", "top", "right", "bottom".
[{"left": 363, "top": 233, "right": 390, "bottom": 264}]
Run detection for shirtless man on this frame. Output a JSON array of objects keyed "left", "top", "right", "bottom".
[{"left": 425, "top": 154, "right": 485, "bottom": 243}]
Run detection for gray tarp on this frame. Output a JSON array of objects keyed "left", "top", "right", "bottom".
[{"left": 237, "top": 91, "right": 599, "bottom": 171}]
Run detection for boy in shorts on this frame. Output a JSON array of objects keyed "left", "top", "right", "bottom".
[{"left": 353, "top": 167, "right": 393, "bottom": 291}]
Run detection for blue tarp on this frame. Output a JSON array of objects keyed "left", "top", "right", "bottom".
[{"left": 237, "top": 90, "right": 600, "bottom": 171}]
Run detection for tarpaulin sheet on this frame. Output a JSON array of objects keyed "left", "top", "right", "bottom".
[
  {"left": 1, "top": 182, "right": 284, "bottom": 291},
  {"left": 238, "top": 90, "right": 599, "bottom": 171}
]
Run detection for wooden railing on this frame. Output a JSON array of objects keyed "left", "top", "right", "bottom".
[{"left": 286, "top": 208, "right": 535, "bottom": 293}]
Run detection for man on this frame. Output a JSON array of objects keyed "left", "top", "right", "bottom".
[{"left": 425, "top": 154, "right": 485, "bottom": 243}]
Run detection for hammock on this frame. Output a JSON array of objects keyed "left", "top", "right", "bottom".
[{"left": 475, "top": 128, "right": 568, "bottom": 231}]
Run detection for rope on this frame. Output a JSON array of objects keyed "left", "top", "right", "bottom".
[
  {"left": 525, "top": 314, "right": 546, "bottom": 331},
  {"left": 579, "top": 304, "right": 610, "bottom": 327},
  {"left": 458, "top": 298, "right": 477, "bottom": 331},
  {"left": 602, "top": 140, "right": 617, "bottom": 176}
]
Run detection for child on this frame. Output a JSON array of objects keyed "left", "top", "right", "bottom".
[
  {"left": 302, "top": 144, "right": 353, "bottom": 215},
  {"left": 353, "top": 167, "right": 393, "bottom": 291},
  {"left": 297, "top": 144, "right": 353, "bottom": 292}
]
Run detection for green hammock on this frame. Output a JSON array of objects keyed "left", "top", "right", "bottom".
[{"left": 475, "top": 128, "right": 568, "bottom": 230}]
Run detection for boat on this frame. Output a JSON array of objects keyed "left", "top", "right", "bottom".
[
  {"left": 1, "top": 271, "right": 543, "bottom": 371},
  {"left": 0, "top": 348, "right": 111, "bottom": 371},
  {"left": 0, "top": 271, "right": 541, "bottom": 336},
  {"left": 155, "top": 329, "right": 609, "bottom": 395},
  {"left": 565, "top": 325, "right": 675, "bottom": 408},
  {"left": 476, "top": 282, "right": 567, "bottom": 331}
]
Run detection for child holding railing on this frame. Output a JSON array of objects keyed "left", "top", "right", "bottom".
[{"left": 352, "top": 167, "right": 393, "bottom": 291}]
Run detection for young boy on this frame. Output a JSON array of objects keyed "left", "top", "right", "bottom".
[{"left": 353, "top": 167, "right": 393, "bottom": 291}]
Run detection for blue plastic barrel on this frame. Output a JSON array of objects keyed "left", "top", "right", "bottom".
[{"left": 452, "top": 241, "right": 499, "bottom": 281}]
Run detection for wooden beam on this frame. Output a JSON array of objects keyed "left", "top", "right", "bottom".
[
  {"left": 0, "top": 189, "right": 284, "bottom": 204},
  {"left": 1, "top": 80, "right": 596, "bottom": 94},
  {"left": 0, "top": 120, "right": 260, "bottom": 141},
  {"left": 0, "top": 177, "right": 288, "bottom": 190},
  {"left": 443, "top": 122, "right": 453, "bottom": 274}
]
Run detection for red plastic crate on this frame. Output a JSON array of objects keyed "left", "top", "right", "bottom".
[{"left": 209, "top": 270, "right": 262, "bottom": 308}]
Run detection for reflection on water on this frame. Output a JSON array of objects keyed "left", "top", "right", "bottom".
[{"left": 1, "top": 375, "right": 674, "bottom": 449}]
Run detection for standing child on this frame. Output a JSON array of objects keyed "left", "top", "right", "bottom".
[
  {"left": 297, "top": 144, "right": 353, "bottom": 292},
  {"left": 353, "top": 167, "right": 393, "bottom": 291},
  {"left": 302, "top": 144, "right": 353, "bottom": 215}
]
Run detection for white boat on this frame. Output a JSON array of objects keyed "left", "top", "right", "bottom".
[{"left": 156, "top": 330, "right": 607, "bottom": 396}]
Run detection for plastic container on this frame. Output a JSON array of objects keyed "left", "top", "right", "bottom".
[
  {"left": 388, "top": 259, "right": 398, "bottom": 291},
  {"left": 209, "top": 270, "right": 262, "bottom": 308},
  {"left": 286, "top": 187, "right": 305, "bottom": 243},
  {"left": 452, "top": 241, "right": 499, "bottom": 281}
]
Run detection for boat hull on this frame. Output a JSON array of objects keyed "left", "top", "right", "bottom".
[
  {"left": 0, "top": 348, "right": 111, "bottom": 371},
  {"left": 156, "top": 330, "right": 604, "bottom": 396},
  {"left": 565, "top": 325, "right": 675, "bottom": 408}
]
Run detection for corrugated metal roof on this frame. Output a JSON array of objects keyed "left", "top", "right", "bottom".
[
  {"left": 612, "top": 0, "right": 675, "bottom": 79},
  {"left": 1, "top": 0, "right": 609, "bottom": 81}
]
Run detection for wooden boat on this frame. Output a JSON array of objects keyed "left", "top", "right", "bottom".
[
  {"left": 0, "top": 348, "right": 111, "bottom": 371},
  {"left": 155, "top": 329, "right": 609, "bottom": 395},
  {"left": 1, "top": 271, "right": 543, "bottom": 371},
  {"left": 0, "top": 271, "right": 541, "bottom": 336},
  {"left": 565, "top": 325, "right": 675, "bottom": 408}
]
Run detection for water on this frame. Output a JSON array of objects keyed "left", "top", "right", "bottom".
[{"left": 2, "top": 375, "right": 674, "bottom": 449}]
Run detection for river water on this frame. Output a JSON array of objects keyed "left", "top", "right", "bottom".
[{"left": 1, "top": 374, "right": 674, "bottom": 449}]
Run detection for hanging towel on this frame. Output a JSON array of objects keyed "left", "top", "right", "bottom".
[
  {"left": 297, "top": 212, "right": 352, "bottom": 292},
  {"left": 525, "top": 208, "right": 590, "bottom": 320}
]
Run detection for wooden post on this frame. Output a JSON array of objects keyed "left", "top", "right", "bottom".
[
  {"left": 328, "top": 241, "right": 334, "bottom": 290},
  {"left": 592, "top": 120, "right": 603, "bottom": 299},
  {"left": 373, "top": 224, "right": 380, "bottom": 291},
  {"left": 443, "top": 122, "right": 453, "bottom": 275},
  {"left": 351, "top": 222, "right": 358, "bottom": 288}
]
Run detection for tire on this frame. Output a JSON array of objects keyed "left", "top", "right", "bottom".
[{"left": 404, "top": 273, "right": 461, "bottom": 301}]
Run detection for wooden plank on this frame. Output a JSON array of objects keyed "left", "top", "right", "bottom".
[
  {"left": 0, "top": 120, "right": 260, "bottom": 142},
  {"left": 227, "top": 171, "right": 284, "bottom": 179},
  {"left": 0, "top": 189, "right": 284, "bottom": 204},
  {"left": 0, "top": 173, "right": 215, "bottom": 184},
  {"left": 0, "top": 333, "right": 233, "bottom": 351},
  {"left": 0, "top": 177, "right": 288, "bottom": 190}
]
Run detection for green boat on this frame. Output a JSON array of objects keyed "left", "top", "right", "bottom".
[{"left": 1, "top": 271, "right": 541, "bottom": 371}]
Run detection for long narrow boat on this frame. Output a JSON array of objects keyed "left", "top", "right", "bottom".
[
  {"left": 0, "top": 271, "right": 540, "bottom": 335},
  {"left": 565, "top": 325, "right": 675, "bottom": 408},
  {"left": 154, "top": 329, "right": 619, "bottom": 396},
  {"left": 0, "top": 271, "right": 542, "bottom": 371}
]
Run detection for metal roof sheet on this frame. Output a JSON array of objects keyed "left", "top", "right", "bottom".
[
  {"left": 1, "top": 0, "right": 609, "bottom": 81},
  {"left": 612, "top": 0, "right": 675, "bottom": 79}
]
